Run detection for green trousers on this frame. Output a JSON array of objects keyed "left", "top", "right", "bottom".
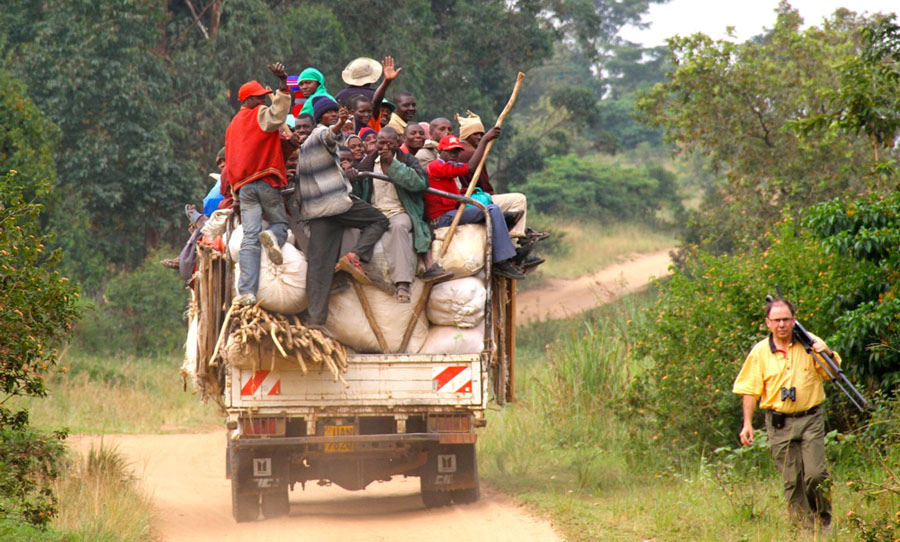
[{"left": 765, "top": 408, "right": 832, "bottom": 525}]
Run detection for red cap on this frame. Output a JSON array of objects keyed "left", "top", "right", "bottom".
[
  {"left": 438, "top": 135, "right": 465, "bottom": 151},
  {"left": 238, "top": 80, "right": 273, "bottom": 102}
]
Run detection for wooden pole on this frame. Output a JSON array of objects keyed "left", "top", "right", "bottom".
[
  {"left": 399, "top": 282, "right": 433, "bottom": 352},
  {"left": 438, "top": 72, "right": 525, "bottom": 258},
  {"left": 351, "top": 281, "right": 390, "bottom": 353}
]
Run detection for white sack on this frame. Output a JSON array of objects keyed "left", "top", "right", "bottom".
[
  {"left": 431, "top": 224, "right": 486, "bottom": 278},
  {"left": 227, "top": 224, "right": 295, "bottom": 263},
  {"left": 426, "top": 276, "right": 486, "bottom": 328},
  {"left": 418, "top": 325, "right": 485, "bottom": 355},
  {"left": 201, "top": 209, "right": 232, "bottom": 237},
  {"left": 181, "top": 313, "right": 200, "bottom": 388},
  {"left": 325, "top": 280, "right": 428, "bottom": 353},
  {"left": 233, "top": 239, "right": 308, "bottom": 315}
]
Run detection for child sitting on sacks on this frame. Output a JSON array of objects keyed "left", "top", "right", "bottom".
[{"left": 423, "top": 127, "right": 525, "bottom": 280}]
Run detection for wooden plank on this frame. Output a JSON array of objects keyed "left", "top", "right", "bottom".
[
  {"left": 507, "top": 278, "right": 516, "bottom": 402},
  {"left": 351, "top": 281, "right": 389, "bottom": 353}
]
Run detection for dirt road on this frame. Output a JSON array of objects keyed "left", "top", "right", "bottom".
[
  {"left": 69, "top": 432, "right": 561, "bottom": 542},
  {"left": 517, "top": 248, "right": 672, "bottom": 322}
]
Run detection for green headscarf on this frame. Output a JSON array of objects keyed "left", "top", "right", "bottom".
[{"left": 298, "top": 67, "right": 329, "bottom": 116}]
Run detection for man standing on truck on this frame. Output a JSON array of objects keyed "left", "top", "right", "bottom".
[
  {"left": 733, "top": 297, "right": 837, "bottom": 530},
  {"left": 225, "top": 62, "right": 293, "bottom": 306}
]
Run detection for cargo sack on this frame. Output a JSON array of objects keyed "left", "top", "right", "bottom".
[
  {"left": 226, "top": 224, "right": 296, "bottom": 263},
  {"left": 201, "top": 209, "right": 232, "bottom": 237},
  {"left": 325, "top": 280, "right": 429, "bottom": 353},
  {"left": 181, "top": 313, "right": 200, "bottom": 388},
  {"left": 418, "top": 325, "right": 485, "bottom": 355},
  {"left": 231, "top": 230, "right": 308, "bottom": 315},
  {"left": 430, "top": 224, "right": 486, "bottom": 278},
  {"left": 337, "top": 228, "right": 394, "bottom": 293},
  {"left": 426, "top": 276, "right": 486, "bottom": 328}
]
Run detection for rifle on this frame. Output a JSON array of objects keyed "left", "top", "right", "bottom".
[{"left": 767, "top": 289, "right": 869, "bottom": 412}]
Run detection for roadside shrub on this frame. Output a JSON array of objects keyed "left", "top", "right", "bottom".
[
  {"left": 510, "top": 153, "right": 679, "bottom": 222},
  {"left": 75, "top": 247, "right": 188, "bottom": 355},
  {"left": 627, "top": 219, "right": 864, "bottom": 457}
]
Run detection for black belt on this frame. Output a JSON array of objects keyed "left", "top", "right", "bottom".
[{"left": 774, "top": 405, "right": 820, "bottom": 418}]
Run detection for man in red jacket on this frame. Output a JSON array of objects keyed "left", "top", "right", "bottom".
[{"left": 225, "top": 62, "right": 293, "bottom": 306}]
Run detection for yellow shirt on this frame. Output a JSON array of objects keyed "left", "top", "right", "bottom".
[{"left": 732, "top": 334, "right": 840, "bottom": 413}]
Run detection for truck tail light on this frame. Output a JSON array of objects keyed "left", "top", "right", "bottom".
[
  {"left": 241, "top": 417, "right": 286, "bottom": 436},
  {"left": 427, "top": 414, "right": 471, "bottom": 433}
]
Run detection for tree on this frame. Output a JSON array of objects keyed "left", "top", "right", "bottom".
[
  {"left": 0, "top": 68, "right": 80, "bottom": 525},
  {"left": 637, "top": 3, "right": 887, "bottom": 252}
]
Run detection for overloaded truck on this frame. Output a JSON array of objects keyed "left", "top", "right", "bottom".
[{"left": 182, "top": 184, "right": 518, "bottom": 522}]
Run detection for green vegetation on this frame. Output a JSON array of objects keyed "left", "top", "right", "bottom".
[
  {"left": 481, "top": 293, "right": 900, "bottom": 541},
  {"left": 13, "top": 351, "right": 220, "bottom": 435}
]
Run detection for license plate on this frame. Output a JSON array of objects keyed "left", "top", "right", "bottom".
[{"left": 324, "top": 424, "right": 355, "bottom": 453}]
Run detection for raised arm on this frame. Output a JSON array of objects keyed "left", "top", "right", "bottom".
[
  {"left": 466, "top": 126, "right": 501, "bottom": 172},
  {"left": 371, "top": 56, "right": 402, "bottom": 119}
]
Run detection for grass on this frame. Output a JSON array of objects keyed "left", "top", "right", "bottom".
[
  {"left": 479, "top": 291, "right": 900, "bottom": 541},
  {"left": 533, "top": 218, "right": 676, "bottom": 280},
  {"left": 12, "top": 350, "right": 220, "bottom": 434},
  {"left": 52, "top": 443, "right": 153, "bottom": 541}
]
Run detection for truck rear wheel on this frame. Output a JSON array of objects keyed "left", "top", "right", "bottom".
[{"left": 260, "top": 486, "right": 290, "bottom": 518}]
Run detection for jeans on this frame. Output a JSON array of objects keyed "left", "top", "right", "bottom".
[
  {"left": 237, "top": 180, "right": 289, "bottom": 295},
  {"left": 435, "top": 204, "right": 516, "bottom": 263}
]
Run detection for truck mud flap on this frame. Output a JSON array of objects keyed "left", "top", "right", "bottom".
[{"left": 420, "top": 443, "right": 477, "bottom": 492}]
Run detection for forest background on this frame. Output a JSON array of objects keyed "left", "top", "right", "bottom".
[{"left": 1, "top": 0, "right": 900, "bottom": 539}]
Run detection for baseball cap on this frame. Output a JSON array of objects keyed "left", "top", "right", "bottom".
[
  {"left": 438, "top": 135, "right": 465, "bottom": 151},
  {"left": 238, "top": 80, "right": 272, "bottom": 102}
]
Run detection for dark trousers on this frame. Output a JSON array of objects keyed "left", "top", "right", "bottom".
[
  {"left": 435, "top": 204, "right": 516, "bottom": 263},
  {"left": 306, "top": 198, "right": 389, "bottom": 324}
]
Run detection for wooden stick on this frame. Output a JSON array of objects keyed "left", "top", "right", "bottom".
[
  {"left": 438, "top": 72, "right": 525, "bottom": 258},
  {"left": 399, "top": 282, "right": 434, "bottom": 352},
  {"left": 351, "top": 281, "right": 390, "bottom": 353},
  {"left": 209, "top": 301, "right": 237, "bottom": 366},
  {"left": 507, "top": 278, "right": 517, "bottom": 403}
]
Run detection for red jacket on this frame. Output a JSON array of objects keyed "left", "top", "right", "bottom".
[
  {"left": 425, "top": 159, "right": 470, "bottom": 221},
  {"left": 224, "top": 106, "right": 287, "bottom": 194}
]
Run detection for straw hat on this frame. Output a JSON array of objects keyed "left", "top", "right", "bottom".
[{"left": 342, "top": 57, "right": 382, "bottom": 86}]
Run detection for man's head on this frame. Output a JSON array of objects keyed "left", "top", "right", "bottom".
[
  {"left": 216, "top": 146, "right": 226, "bottom": 171},
  {"left": 394, "top": 92, "right": 416, "bottom": 122},
  {"left": 457, "top": 111, "right": 485, "bottom": 146},
  {"left": 380, "top": 101, "right": 395, "bottom": 126},
  {"left": 349, "top": 95, "right": 373, "bottom": 126},
  {"left": 404, "top": 123, "right": 426, "bottom": 153},
  {"left": 338, "top": 146, "right": 353, "bottom": 169},
  {"left": 429, "top": 117, "right": 452, "bottom": 142},
  {"left": 294, "top": 114, "right": 315, "bottom": 137},
  {"left": 312, "top": 96, "right": 339, "bottom": 124},
  {"left": 298, "top": 67, "right": 324, "bottom": 98},
  {"left": 765, "top": 298, "right": 796, "bottom": 342},
  {"left": 238, "top": 80, "right": 272, "bottom": 109},
  {"left": 377, "top": 127, "right": 401, "bottom": 155},
  {"left": 360, "top": 127, "right": 377, "bottom": 153},
  {"left": 437, "top": 134, "right": 465, "bottom": 161},
  {"left": 286, "top": 148, "right": 300, "bottom": 173}
]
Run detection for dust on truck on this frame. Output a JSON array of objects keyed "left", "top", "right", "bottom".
[{"left": 182, "top": 190, "right": 518, "bottom": 522}]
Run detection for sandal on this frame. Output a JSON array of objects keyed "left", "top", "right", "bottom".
[
  {"left": 335, "top": 252, "right": 372, "bottom": 285},
  {"left": 395, "top": 283, "right": 411, "bottom": 303}
]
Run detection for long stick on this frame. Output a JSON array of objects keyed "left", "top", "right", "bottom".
[
  {"left": 438, "top": 72, "right": 525, "bottom": 258},
  {"left": 400, "top": 282, "right": 433, "bottom": 352},
  {"left": 352, "top": 281, "right": 390, "bottom": 353}
]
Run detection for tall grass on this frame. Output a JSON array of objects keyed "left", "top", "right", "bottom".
[
  {"left": 52, "top": 443, "right": 152, "bottom": 541},
  {"left": 480, "top": 291, "right": 898, "bottom": 541},
  {"left": 12, "top": 350, "right": 220, "bottom": 434}
]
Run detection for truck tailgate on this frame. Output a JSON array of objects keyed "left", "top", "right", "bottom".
[{"left": 228, "top": 354, "right": 485, "bottom": 408}]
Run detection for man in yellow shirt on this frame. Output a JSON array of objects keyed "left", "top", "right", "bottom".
[{"left": 733, "top": 297, "right": 838, "bottom": 529}]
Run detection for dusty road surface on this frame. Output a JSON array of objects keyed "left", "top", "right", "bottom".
[
  {"left": 517, "top": 249, "right": 672, "bottom": 322},
  {"left": 69, "top": 432, "right": 561, "bottom": 542}
]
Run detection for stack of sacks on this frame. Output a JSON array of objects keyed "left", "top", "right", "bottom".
[
  {"left": 325, "top": 280, "right": 429, "bottom": 353},
  {"left": 228, "top": 225, "right": 308, "bottom": 314},
  {"left": 420, "top": 276, "right": 487, "bottom": 354},
  {"left": 430, "top": 224, "right": 486, "bottom": 278}
]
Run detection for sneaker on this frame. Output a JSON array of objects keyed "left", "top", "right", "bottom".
[
  {"left": 494, "top": 261, "right": 526, "bottom": 280},
  {"left": 420, "top": 264, "right": 454, "bottom": 283},
  {"left": 234, "top": 293, "right": 257, "bottom": 306},
  {"left": 160, "top": 257, "right": 180, "bottom": 269},
  {"left": 525, "top": 227, "right": 550, "bottom": 241},
  {"left": 259, "top": 230, "right": 283, "bottom": 265},
  {"left": 335, "top": 252, "right": 371, "bottom": 285},
  {"left": 522, "top": 255, "right": 545, "bottom": 270}
]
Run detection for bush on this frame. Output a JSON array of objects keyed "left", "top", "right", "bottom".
[
  {"left": 75, "top": 247, "right": 188, "bottom": 355},
  {"left": 509, "top": 154, "right": 680, "bottom": 222},
  {"left": 627, "top": 219, "right": 864, "bottom": 457}
]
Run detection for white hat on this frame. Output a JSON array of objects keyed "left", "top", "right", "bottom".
[{"left": 342, "top": 57, "right": 382, "bottom": 86}]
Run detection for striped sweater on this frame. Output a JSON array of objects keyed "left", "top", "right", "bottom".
[{"left": 295, "top": 125, "right": 353, "bottom": 220}]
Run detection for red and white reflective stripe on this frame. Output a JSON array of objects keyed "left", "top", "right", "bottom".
[
  {"left": 432, "top": 365, "right": 472, "bottom": 394},
  {"left": 240, "top": 370, "right": 281, "bottom": 396}
]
